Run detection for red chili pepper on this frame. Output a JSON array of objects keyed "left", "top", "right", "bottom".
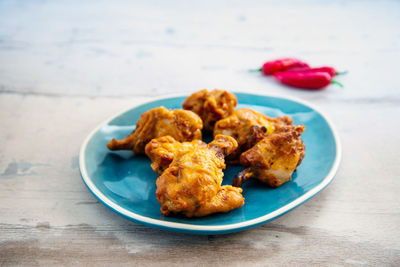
[
  {"left": 285, "top": 66, "right": 347, "bottom": 77},
  {"left": 274, "top": 71, "right": 342, "bottom": 90},
  {"left": 258, "top": 58, "right": 310, "bottom": 75}
]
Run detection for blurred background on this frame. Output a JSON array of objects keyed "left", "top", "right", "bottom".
[{"left": 1, "top": 0, "right": 399, "bottom": 99}]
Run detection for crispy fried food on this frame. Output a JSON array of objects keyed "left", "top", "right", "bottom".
[
  {"left": 154, "top": 135, "right": 244, "bottom": 217},
  {"left": 145, "top": 136, "right": 206, "bottom": 175},
  {"left": 107, "top": 107, "right": 203, "bottom": 154},
  {"left": 182, "top": 89, "right": 237, "bottom": 131},
  {"left": 233, "top": 125, "right": 305, "bottom": 188},
  {"left": 213, "top": 108, "right": 294, "bottom": 163}
]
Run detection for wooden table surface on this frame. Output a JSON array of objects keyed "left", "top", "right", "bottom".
[{"left": 1, "top": 1, "right": 399, "bottom": 266}]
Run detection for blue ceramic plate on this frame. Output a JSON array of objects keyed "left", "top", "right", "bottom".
[{"left": 79, "top": 92, "right": 341, "bottom": 234}]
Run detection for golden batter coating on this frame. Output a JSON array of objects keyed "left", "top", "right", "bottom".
[
  {"left": 233, "top": 125, "right": 305, "bottom": 188},
  {"left": 107, "top": 107, "right": 203, "bottom": 154},
  {"left": 145, "top": 136, "right": 206, "bottom": 175},
  {"left": 154, "top": 135, "right": 244, "bottom": 217},
  {"left": 182, "top": 89, "right": 237, "bottom": 131},
  {"left": 213, "top": 108, "right": 294, "bottom": 163}
]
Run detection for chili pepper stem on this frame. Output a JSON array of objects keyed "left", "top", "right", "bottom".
[
  {"left": 331, "top": 80, "right": 343, "bottom": 88},
  {"left": 336, "top": 70, "right": 348, "bottom": 75},
  {"left": 248, "top": 68, "right": 262, "bottom": 72}
]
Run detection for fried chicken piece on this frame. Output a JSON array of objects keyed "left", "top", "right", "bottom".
[
  {"left": 107, "top": 107, "right": 203, "bottom": 154},
  {"left": 155, "top": 135, "right": 244, "bottom": 217},
  {"left": 145, "top": 136, "right": 206, "bottom": 175},
  {"left": 233, "top": 125, "right": 305, "bottom": 188},
  {"left": 182, "top": 89, "right": 237, "bottom": 131},
  {"left": 213, "top": 108, "right": 294, "bottom": 163}
]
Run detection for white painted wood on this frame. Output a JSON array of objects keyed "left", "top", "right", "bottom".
[{"left": 1, "top": 0, "right": 399, "bottom": 265}]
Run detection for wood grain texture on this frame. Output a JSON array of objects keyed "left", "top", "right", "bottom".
[{"left": 1, "top": 0, "right": 400, "bottom": 266}]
